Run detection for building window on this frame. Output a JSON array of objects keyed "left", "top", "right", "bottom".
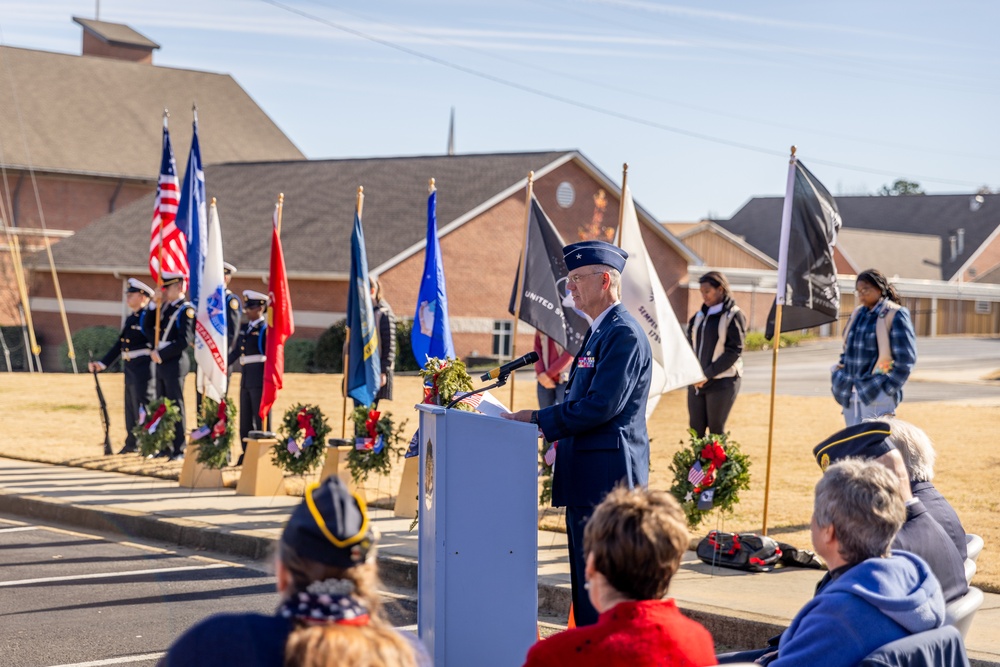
[
  {"left": 556, "top": 181, "right": 575, "bottom": 208},
  {"left": 492, "top": 320, "right": 512, "bottom": 358}
]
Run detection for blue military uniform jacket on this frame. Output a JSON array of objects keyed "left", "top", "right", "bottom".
[
  {"left": 153, "top": 299, "right": 196, "bottom": 364},
  {"left": 537, "top": 303, "right": 652, "bottom": 508},
  {"left": 226, "top": 290, "right": 243, "bottom": 351},
  {"left": 100, "top": 306, "right": 153, "bottom": 367}
]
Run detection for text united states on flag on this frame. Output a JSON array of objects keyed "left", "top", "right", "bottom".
[{"left": 148, "top": 122, "right": 187, "bottom": 283}]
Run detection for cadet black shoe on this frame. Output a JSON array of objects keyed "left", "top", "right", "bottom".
[
  {"left": 168, "top": 453, "right": 185, "bottom": 462},
  {"left": 119, "top": 446, "right": 138, "bottom": 455}
]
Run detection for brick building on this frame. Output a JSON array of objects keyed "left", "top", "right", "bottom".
[{"left": 32, "top": 151, "right": 697, "bottom": 369}]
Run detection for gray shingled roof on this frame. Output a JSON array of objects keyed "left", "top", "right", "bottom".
[
  {"left": 72, "top": 17, "right": 160, "bottom": 50},
  {"left": 47, "top": 151, "right": 573, "bottom": 275},
  {"left": 0, "top": 45, "right": 304, "bottom": 180},
  {"left": 715, "top": 193, "right": 1000, "bottom": 281}
]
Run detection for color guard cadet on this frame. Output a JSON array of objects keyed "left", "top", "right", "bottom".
[
  {"left": 223, "top": 262, "right": 243, "bottom": 376},
  {"left": 89, "top": 278, "right": 155, "bottom": 454},
  {"left": 150, "top": 271, "right": 195, "bottom": 461},
  {"left": 228, "top": 290, "right": 268, "bottom": 465}
]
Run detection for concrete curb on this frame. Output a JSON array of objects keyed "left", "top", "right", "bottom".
[{"left": 2, "top": 490, "right": 996, "bottom": 665}]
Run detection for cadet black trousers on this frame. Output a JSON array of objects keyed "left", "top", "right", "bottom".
[
  {"left": 687, "top": 375, "right": 741, "bottom": 436},
  {"left": 122, "top": 358, "right": 154, "bottom": 452},
  {"left": 239, "top": 361, "right": 265, "bottom": 453},
  {"left": 565, "top": 505, "right": 599, "bottom": 627},
  {"left": 156, "top": 355, "right": 190, "bottom": 456}
]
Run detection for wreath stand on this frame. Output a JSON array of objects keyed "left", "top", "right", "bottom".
[
  {"left": 319, "top": 438, "right": 360, "bottom": 495},
  {"left": 178, "top": 441, "right": 224, "bottom": 489},
  {"left": 393, "top": 455, "right": 419, "bottom": 518},
  {"left": 236, "top": 434, "right": 286, "bottom": 496}
]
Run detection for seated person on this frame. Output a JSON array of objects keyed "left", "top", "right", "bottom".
[
  {"left": 160, "top": 477, "right": 428, "bottom": 667},
  {"left": 523, "top": 486, "right": 717, "bottom": 667},
  {"left": 878, "top": 417, "right": 967, "bottom": 559},
  {"left": 721, "top": 458, "right": 946, "bottom": 666},
  {"left": 814, "top": 422, "right": 968, "bottom": 603}
]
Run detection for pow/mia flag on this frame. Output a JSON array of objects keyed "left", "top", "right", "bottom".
[
  {"left": 508, "top": 196, "right": 589, "bottom": 356},
  {"left": 767, "top": 159, "right": 842, "bottom": 339}
]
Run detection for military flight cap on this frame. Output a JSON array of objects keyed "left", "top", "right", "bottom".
[
  {"left": 813, "top": 421, "right": 894, "bottom": 471},
  {"left": 243, "top": 290, "right": 269, "bottom": 308},
  {"left": 223, "top": 262, "right": 237, "bottom": 275},
  {"left": 160, "top": 270, "right": 186, "bottom": 288},
  {"left": 126, "top": 278, "right": 154, "bottom": 298},
  {"left": 282, "top": 476, "right": 376, "bottom": 568},
  {"left": 564, "top": 240, "right": 628, "bottom": 273}
]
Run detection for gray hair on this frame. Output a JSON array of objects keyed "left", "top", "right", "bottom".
[
  {"left": 883, "top": 417, "right": 936, "bottom": 482},
  {"left": 814, "top": 458, "right": 905, "bottom": 564},
  {"left": 594, "top": 264, "right": 622, "bottom": 299}
]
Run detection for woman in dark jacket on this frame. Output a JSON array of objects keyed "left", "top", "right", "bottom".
[
  {"left": 371, "top": 276, "right": 396, "bottom": 405},
  {"left": 686, "top": 271, "right": 747, "bottom": 436}
]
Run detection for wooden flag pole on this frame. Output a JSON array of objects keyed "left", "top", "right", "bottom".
[
  {"left": 3, "top": 223, "right": 41, "bottom": 371},
  {"left": 615, "top": 163, "right": 628, "bottom": 248},
  {"left": 343, "top": 186, "right": 364, "bottom": 438},
  {"left": 153, "top": 109, "right": 169, "bottom": 350},
  {"left": 509, "top": 171, "right": 535, "bottom": 410},
  {"left": 761, "top": 145, "right": 797, "bottom": 536}
]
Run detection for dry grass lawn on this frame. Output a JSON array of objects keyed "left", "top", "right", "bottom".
[{"left": 1, "top": 371, "right": 996, "bottom": 592}]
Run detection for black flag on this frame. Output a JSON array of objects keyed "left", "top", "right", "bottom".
[
  {"left": 508, "top": 197, "right": 589, "bottom": 356},
  {"left": 766, "top": 160, "right": 842, "bottom": 339}
]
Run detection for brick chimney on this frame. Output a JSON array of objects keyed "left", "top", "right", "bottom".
[{"left": 72, "top": 17, "right": 159, "bottom": 64}]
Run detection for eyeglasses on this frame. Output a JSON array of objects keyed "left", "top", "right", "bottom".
[{"left": 566, "top": 271, "right": 606, "bottom": 284}]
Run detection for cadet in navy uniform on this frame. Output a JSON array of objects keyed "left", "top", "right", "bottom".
[
  {"left": 150, "top": 271, "right": 195, "bottom": 461},
  {"left": 228, "top": 290, "right": 268, "bottom": 465},
  {"left": 223, "top": 262, "right": 243, "bottom": 378},
  {"left": 89, "top": 278, "right": 156, "bottom": 454},
  {"left": 504, "top": 240, "right": 652, "bottom": 627}
]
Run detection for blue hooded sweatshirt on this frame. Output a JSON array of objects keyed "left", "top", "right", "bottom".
[{"left": 771, "top": 551, "right": 945, "bottom": 667}]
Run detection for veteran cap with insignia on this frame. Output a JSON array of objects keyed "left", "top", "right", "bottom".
[
  {"left": 126, "top": 278, "right": 154, "bottom": 298},
  {"left": 813, "top": 421, "right": 894, "bottom": 471},
  {"left": 160, "top": 271, "right": 186, "bottom": 288},
  {"left": 282, "top": 477, "right": 376, "bottom": 569},
  {"left": 563, "top": 240, "right": 628, "bottom": 273},
  {"left": 223, "top": 262, "right": 237, "bottom": 276},
  {"left": 243, "top": 290, "right": 269, "bottom": 308}
]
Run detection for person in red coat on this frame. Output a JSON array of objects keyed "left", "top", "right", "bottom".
[{"left": 522, "top": 486, "right": 717, "bottom": 667}]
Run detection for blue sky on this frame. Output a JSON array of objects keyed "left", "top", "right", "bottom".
[{"left": 2, "top": 0, "right": 998, "bottom": 221}]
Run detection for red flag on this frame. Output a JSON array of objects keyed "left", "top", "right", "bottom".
[{"left": 260, "top": 202, "right": 294, "bottom": 420}]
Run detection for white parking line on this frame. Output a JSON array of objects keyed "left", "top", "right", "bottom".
[
  {"left": 45, "top": 652, "right": 164, "bottom": 667},
  {"left": 0, "top": 526, "right": 38, "bottom": 533},
  {"left": 0, "top": 562, "right": 229, "bottom": 587}
]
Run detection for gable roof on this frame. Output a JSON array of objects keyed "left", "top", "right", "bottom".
[
  {"left": 836, "top": 228, "right": 941, "bottom": 280},
  {"left": 44, "top": 150, "right": 695, "bottom": 278},
  {"left": 715, "top": 193, "right": 1000, "bottom": 281},
  {"left": 0, "top": 45, "right": 304, "bottom": 180},
  {"left": 72, "top": 17, "right": 160, "bottom": 50},
  {"left": 670, "top": 220, "right": 776, "bottom": 268}
]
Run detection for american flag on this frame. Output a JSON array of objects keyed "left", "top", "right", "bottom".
[
  {"left": 148, "top": 118, "right": 187, "bottom": 284},
  {"left": 688, "top": 461, "right": 706, "bottom": 486}
]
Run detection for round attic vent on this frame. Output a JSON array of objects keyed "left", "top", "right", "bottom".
[{"left": 556, "top": 181, "right": 575, "bottom": 208}]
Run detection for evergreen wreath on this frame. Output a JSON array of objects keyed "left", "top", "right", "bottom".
[
  {"left": 132, "top": 397, "right": 181, "bottom": 457},
  {"left": 347, "top": 405, "right": 409, "bottom": 485},
  {"left": 418, "top": 357, "right": 474, "bottom": 409},
  {"left": 669, "top": 430, "right": 751, "bottom": 528},
  {"left": 273, "top": 404, "right": 331, "bottom": 476},
  {"left": 192, "top": 397, "right": 237, "bottom": 469}
]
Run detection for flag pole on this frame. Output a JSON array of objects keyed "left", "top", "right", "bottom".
[
  {"left": 762, "top": 145, "right": 797, "bottom": 536},
  {"left": 269, "top": 193, "right": 284, "bottom": 432},
  {"left": 343, "top": 186, "right": 364, "bottom": 438},
  {"left": 509, "top": 171, "right": 535, "bottom": 409},
  {"left": 615, "top": 163, "right": 628, "bottom": 248},
  {"left": 154, "top": 109, "right": 168, "bottom": 350}
]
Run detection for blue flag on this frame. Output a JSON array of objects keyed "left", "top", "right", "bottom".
[
  {"left": 411, "top": 189, "right": 455, "bottom": 365},
  {"left": 346, "top": 208, "right": 381, "bottom": 406},
  {"left": 177, "top": 114, "right": 206, "bottom": 307}
]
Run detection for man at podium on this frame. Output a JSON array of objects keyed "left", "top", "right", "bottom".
[{"left": 504, "top": 240, "right": 652, "bottom": 626}]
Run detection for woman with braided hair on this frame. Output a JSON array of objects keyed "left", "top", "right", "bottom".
[
  {"left": 832, "top": 269, "right": 917, "bottom": 426},
  {"left": 160, "top": 477, "right": 429, "bottom": 667}
]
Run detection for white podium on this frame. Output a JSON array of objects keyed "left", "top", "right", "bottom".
[{"left": 416, "top": 404, "right": 538, "bottom": 667}]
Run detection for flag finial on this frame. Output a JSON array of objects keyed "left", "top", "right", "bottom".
[
  {"left": 357, "top": 186, "right": 364, "bottom": 195},
  {"left": 623, "top": 162, "right": 629, "bottom": 174},
  {"left": 790, "top": 145, "right": 797, "bottom": 157},
  {"left": 211, "top": 197, "right": 217, "bottom": 206},
  {"left": 429, "top": 178, "right": 436, "bottom": 193},
  {"left": 279, "top": 192, "right": 284, "bottom": 204}
]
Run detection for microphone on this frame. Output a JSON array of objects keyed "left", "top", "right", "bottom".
[{"left": 480, "top": 351, "right": 540, "bottom": 381}]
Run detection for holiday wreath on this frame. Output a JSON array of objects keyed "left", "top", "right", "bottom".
[
  {"left": 418, "top": 357, "right": 474, "bottom": 408},
  {"left": 347, "top": 405, "right": 409, "bottom": 485},
  {"left": 191, "top": 397, "right": 237, "bottom": 469},
  {"left": 273, "top": 404, "right": 331, "bottom": 476},
  {"left": 669, "top": 430, "right": 751, "bottom": 528},
  {"left": 132, "top": 397, "right": 181, "bottom": 457}
]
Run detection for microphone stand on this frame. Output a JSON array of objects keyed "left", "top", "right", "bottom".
[{"left": 445, "top": 374, "right": 510, "bottom": 409}]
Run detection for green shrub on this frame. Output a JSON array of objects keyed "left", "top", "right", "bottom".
[
  {"left": 60, "top": 326, "right": 121, "bottom": 372},
  {"left": 284, "top": 338, "right": 317, "bottom": 373},
  {"left": 744, "top": 331, "right": 813, "bottom": 351},
  {"left": 395, "top": 318, "right": 420, "bottom": 372},
  {"left": 314, "top": 319, "right": 347, "bottom": 373}
]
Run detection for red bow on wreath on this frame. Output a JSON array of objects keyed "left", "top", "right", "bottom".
[
  {"left": 297, "top": 410, "right": 316, "bottom": 447},
  {"left": 701, "top": 441, "right": 727, "bottom": 469},
  {"left": 145, "top": 403, "right": 167, "bottom": 433},
  {"left": 211, "top": 399, "right": 228, "bottom": 439},
  {"left": 365, "top": 410, "right": 380, "bottom": 440}
]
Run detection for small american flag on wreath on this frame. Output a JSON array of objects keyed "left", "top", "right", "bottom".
[{"left": 688, "top": 461, "right": 707, "bottom": 486}]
